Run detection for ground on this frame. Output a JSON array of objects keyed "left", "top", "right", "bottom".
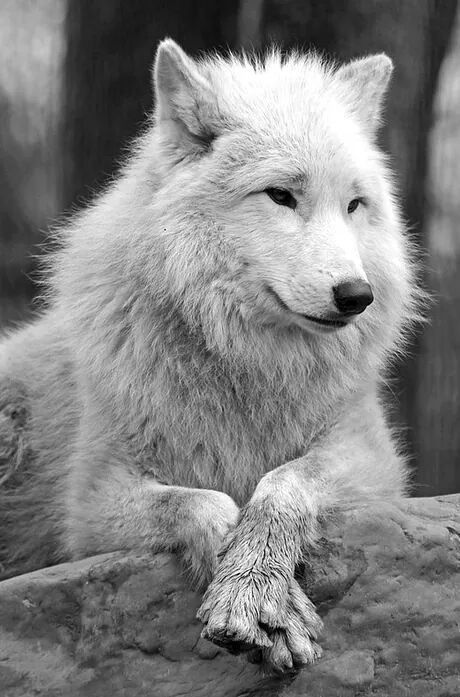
[{"left": 0, "top": 495, "right": 459, "bottom": 697}]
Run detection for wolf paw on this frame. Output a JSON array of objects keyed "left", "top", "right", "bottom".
[
  {"left": 247, "top": 579, "right": 323, "bottom": 671},
  {"left": 197, "top": 572, "right": 322, "bottom": 671}
]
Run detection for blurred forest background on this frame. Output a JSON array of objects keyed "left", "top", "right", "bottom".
[{"left": 0, "top": 0, "right": 459, "bottom": 495}]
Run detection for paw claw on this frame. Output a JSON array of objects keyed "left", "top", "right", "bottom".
[
  {"left": 292, "top": 640, "right": 323, "bottom": 667},
  {"left": 195, "top": 606, "right": 209, "bottom": 622}
]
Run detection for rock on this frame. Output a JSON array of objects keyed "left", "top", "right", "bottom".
[
  {"left": 0, "top": 495, "right": 459, "bottom": 697},
  {"left": 315, "top": 649, "right": 375, "bottom": 687}
]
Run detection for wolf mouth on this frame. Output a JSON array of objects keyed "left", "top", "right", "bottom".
[
  {"left": 301, "top": 314, "right": 347, "bottom": 328},
  {"left": 265, "top": 284, "right": 348, "bottom": 329}
]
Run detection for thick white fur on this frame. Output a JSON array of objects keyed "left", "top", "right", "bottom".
[{"left": 0, "top": 40, "right": 420, "bottom": 669}]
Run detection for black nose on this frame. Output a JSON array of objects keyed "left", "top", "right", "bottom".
[{"left": 333, "top": 280, "right": 374, "bottom": 316}]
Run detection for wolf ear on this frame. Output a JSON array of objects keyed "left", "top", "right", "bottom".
[
  {"left": 153, "top": 38, "right": 218, "bottom": 152},
  {"left": 336, "top": 54, "right": 393, "bottom": 136}
]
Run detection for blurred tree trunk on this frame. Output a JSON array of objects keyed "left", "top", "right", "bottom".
[
  {"left": 239, "top": 0, "right": 458, "bottom": 494},
  {"left": 0, "top": 112, "right": 36, "bottom": 325},
  {"left": 63, "top": 0, "right": 239, "bottom": 211},
  {"left": 416, "top": 17, "right": 460, "bottom": 496},
  {"left": 0, "top": 0, "right": 63, "bottom": 328}
]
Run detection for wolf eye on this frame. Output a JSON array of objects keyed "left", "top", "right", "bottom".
[
  {"left": 265, "top": 188, "right": 297, "bottom": 209},
  {"left": 347, "top": 198, "right": 363, "bottom": 214}
]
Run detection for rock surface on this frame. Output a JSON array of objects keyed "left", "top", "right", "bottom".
[{"left": 0, "top": 495, "right": 459, "bottom": 697}]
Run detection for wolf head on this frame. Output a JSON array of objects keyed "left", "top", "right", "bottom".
[
  {"left": 55, "top": 40, "right": 419, "bottom": 393},
  {"left": 146, "top": 39, "right": 417, "bottom": 370}
]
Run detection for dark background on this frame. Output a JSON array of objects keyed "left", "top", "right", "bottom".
[{"left": 1, "top": 0, "right": 459, "bottom": 495}]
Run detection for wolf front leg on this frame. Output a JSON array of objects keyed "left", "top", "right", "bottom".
[
  {"left": 197, "top": 394, "right": 406, "bottom": 670},
  {"left": 66, "top": 469, "right": 239, "bottom": 589},
  {"left": 197, "top": 464, "right": 324, "bottom": 669},
  {"left": 64, "top": 388, "right": 240, "bottom": 588}
]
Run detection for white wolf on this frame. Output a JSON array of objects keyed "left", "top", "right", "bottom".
[{"left": 0, "top": 39, "right": 418, "bottom": 671}]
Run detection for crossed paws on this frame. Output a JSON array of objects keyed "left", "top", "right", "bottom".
[{"left": 196, "top": 538, "right": 323, "bottom": 672}]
